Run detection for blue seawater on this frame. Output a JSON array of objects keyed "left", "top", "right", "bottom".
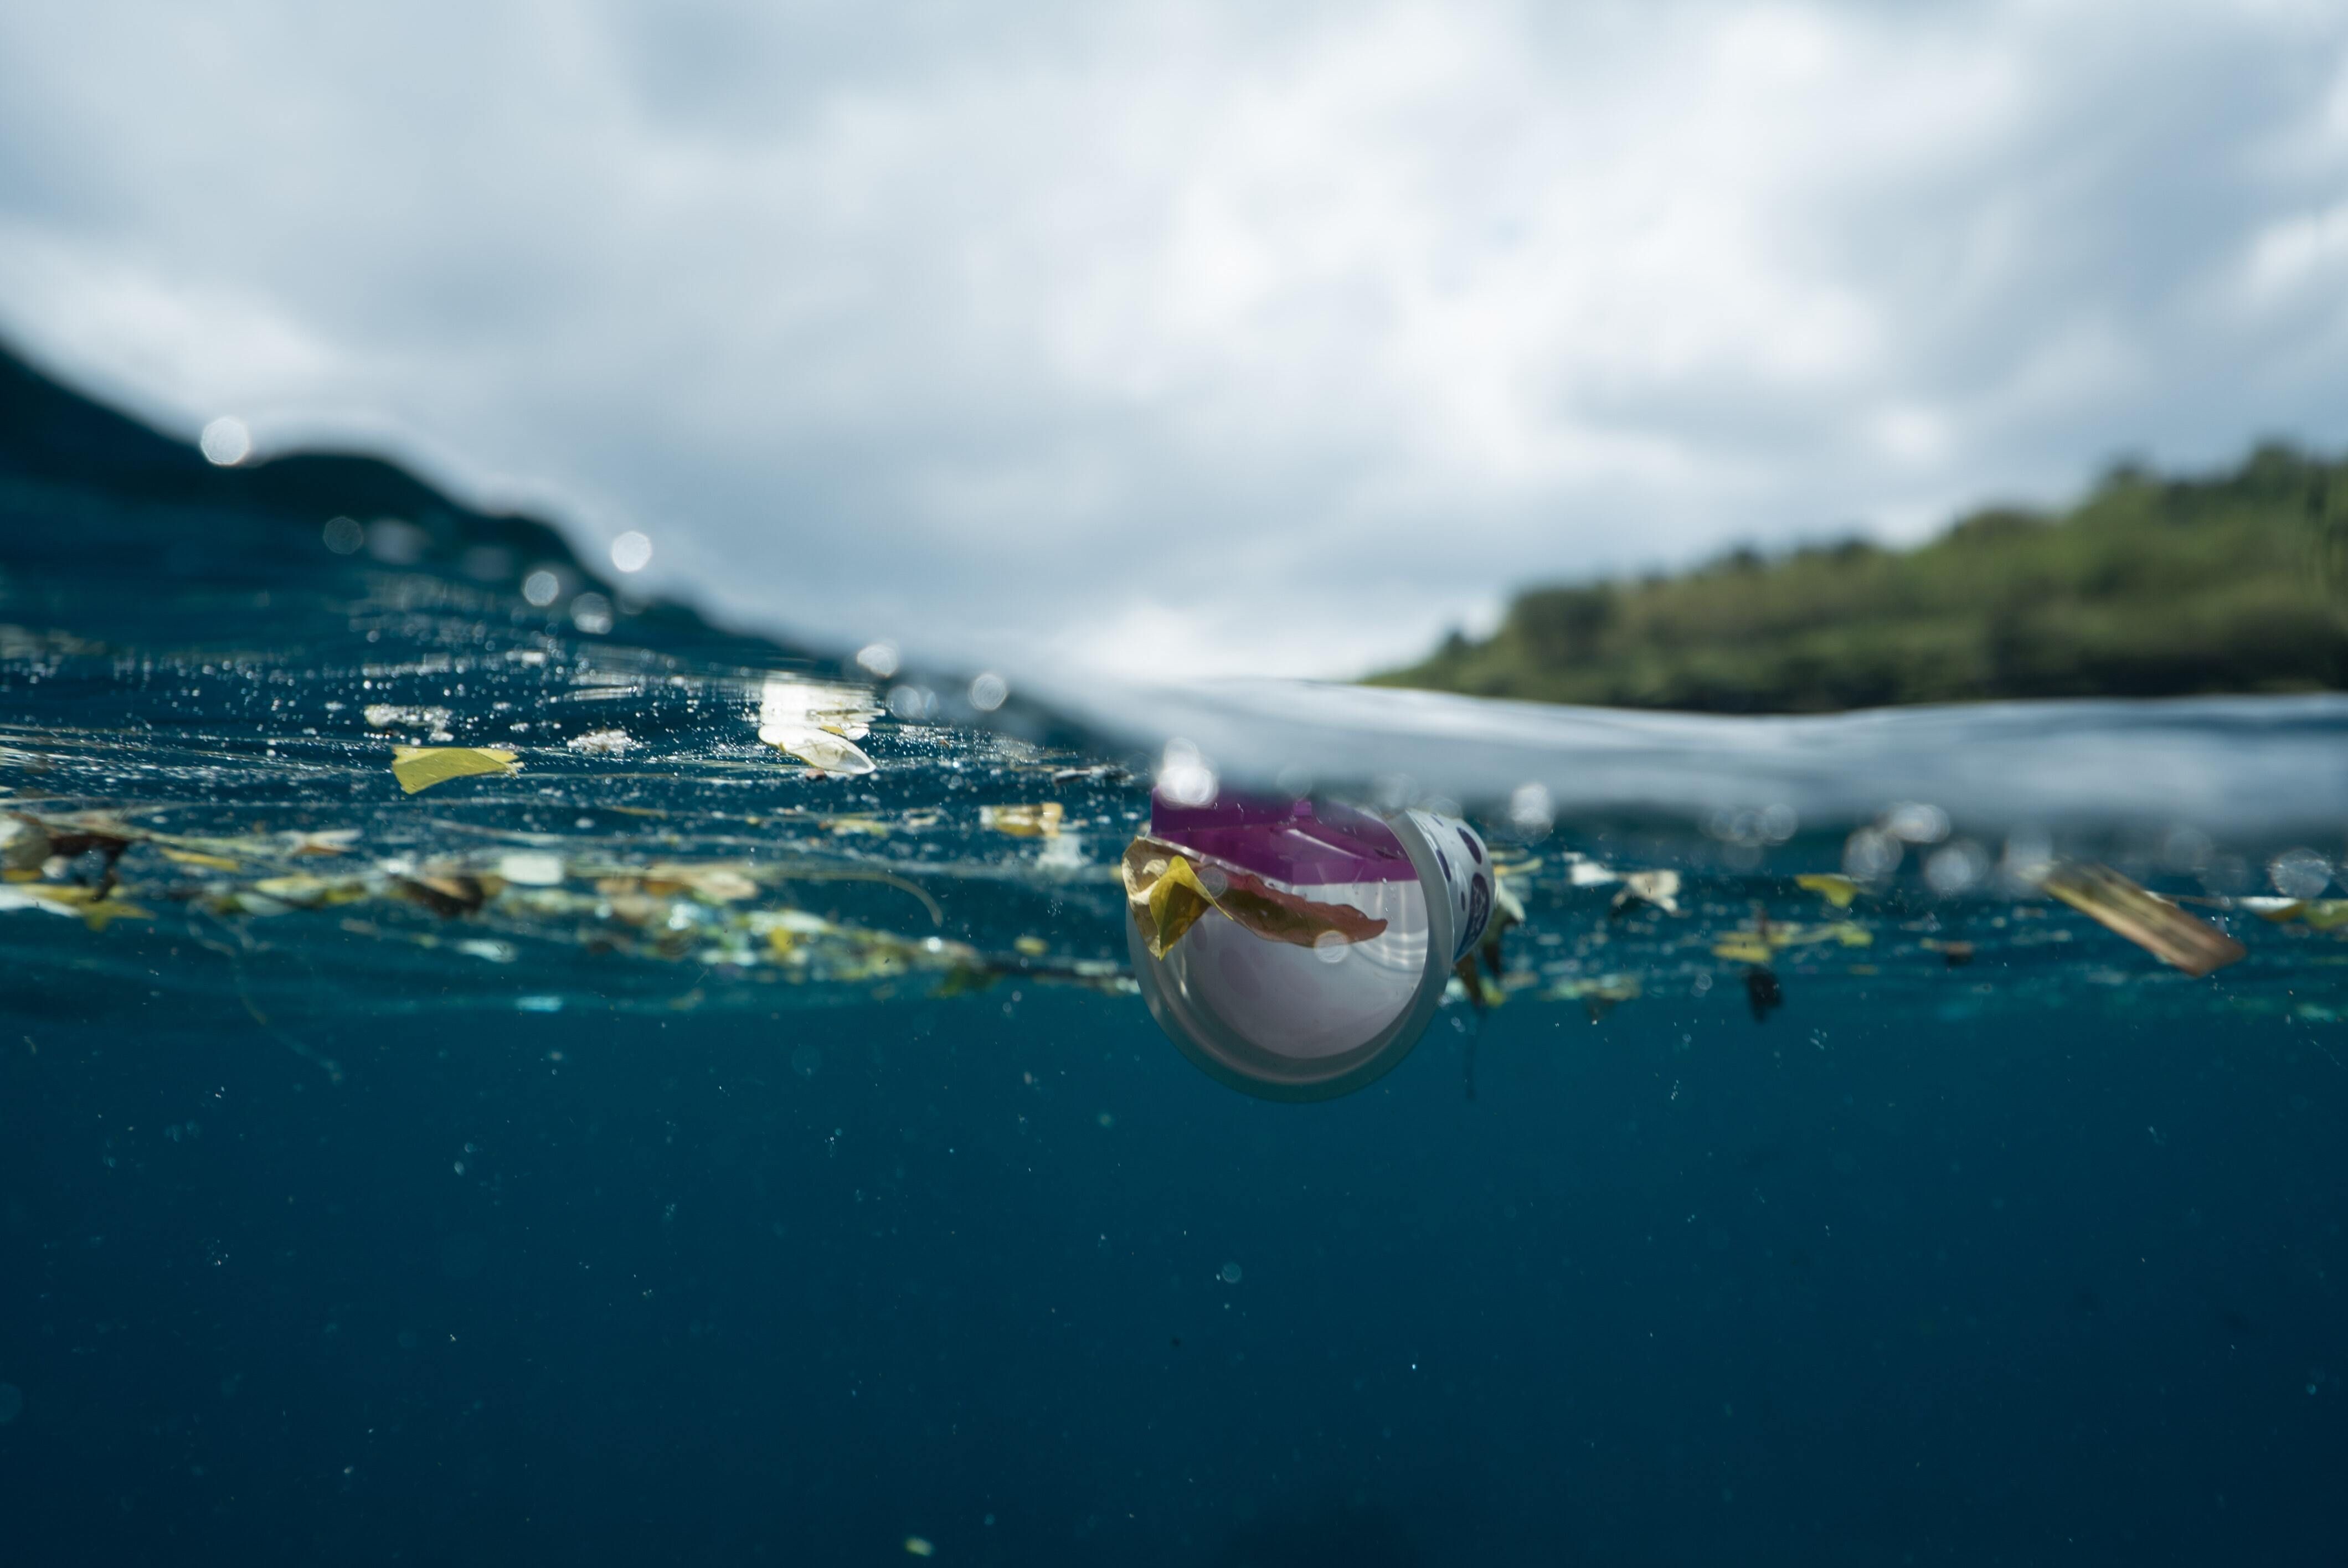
[{"left": 2, "top": 345, "right": 2345, "bottom": 1565}]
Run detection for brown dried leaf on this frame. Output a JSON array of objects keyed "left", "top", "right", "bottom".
[{"left": 2041, "top": 862, "right": 2246, "bottom": 977}]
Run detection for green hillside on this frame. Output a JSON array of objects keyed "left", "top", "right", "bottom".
[{"left": 1373, "top": 445, "right": 2348, "bottom": 713}]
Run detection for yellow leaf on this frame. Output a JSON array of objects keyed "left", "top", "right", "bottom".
[
  {"left": 392, "top": 747, "right": 518, "bottom": 794},
  {"left": 1014, "top": 935, "right": 1048, "bottom": 957},
  {"left": 1712, "top": 935, "right": 1774, "bottom": 963},
  {"left": 1796, "top": 873, "right": 1861, "bottom": 909}
]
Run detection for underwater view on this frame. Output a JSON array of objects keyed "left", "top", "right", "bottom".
[{"left": 5, "top": 342, "right": 2347, "bottom": 1567}]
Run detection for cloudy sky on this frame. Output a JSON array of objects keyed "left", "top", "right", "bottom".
[{"left": 4, "top": 1, "right": 2347, "bottom": 681}]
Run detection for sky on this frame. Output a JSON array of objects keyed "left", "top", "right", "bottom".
[{"left": 4, "top": 1, "right": 2348, "bottom": 683}]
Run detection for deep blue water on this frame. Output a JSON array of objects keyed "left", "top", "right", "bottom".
[
  {"left": 10, "top": 983, "right": 2345, "bottom": 1564},
  {"left": 2, "top": 343, "right": 2345, "bottom": 1564}
]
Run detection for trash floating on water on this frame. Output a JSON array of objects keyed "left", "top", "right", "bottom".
[
  {"left": 1551, "top": 973, "right": 1641, "bottom": 1022},
  {"left": 496, "top": 852, "right": 566, "bottom": 886},
  {"left": 1611, "top": 869, "right": 1682, "bottom": 916},
  {"left": 364, "top": 704, "right": 456, "bottom": 741},
  {"left": 1, "top": 814, "right": 50, "bottom": 871},
  {"left": 762, "top": 728, "right": 876, "bottom": 776},
  {"left": 1796, "top": 873, "right": 1862, "bottom": 909},
  {"left": 391, "top": 747, "right": 519, "bottom": 794},
  {"left": 2239, "top": 897, "right": 2348, "bottom": 931},
  {"left": 1120, "top": 837, "right": 1387, "bottom": 960},
  {"left": 1924, "top": 938, "right": 1976, "bottom": 967},
  {"left": 1711, "top": 919, "right": 1872, "bottom": 964},
  {"left": 2040, "top": 862, "right": 2247, "bottom": 977},
  {"left": 566, "top": 729, "right": 637, "bottom": 756},
  {"left": 981, "top": 802, "right": 1063, "bottom": 838},
  {"left": 757, "top": 677, "right": 882, "bottom": 776}
]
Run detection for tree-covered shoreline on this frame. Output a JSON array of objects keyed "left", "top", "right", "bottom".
[{"left": 1372, "top": 445, "right": 2348, "bottom": 713}]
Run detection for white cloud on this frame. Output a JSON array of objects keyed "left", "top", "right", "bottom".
[{"left": 3, "top": 0, "right": 2347, "bottom": 679}]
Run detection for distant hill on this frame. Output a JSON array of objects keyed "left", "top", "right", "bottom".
[
  {"left": 1372, "top": 446, "right": 2348, "bottom": 713},
  {"left": 0, "top": 339, "right": 813, "bottom": 668}
]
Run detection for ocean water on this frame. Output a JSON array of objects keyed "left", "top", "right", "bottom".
[{"left": 3, "top": 349, "right": 2346, "bottom": 1565}]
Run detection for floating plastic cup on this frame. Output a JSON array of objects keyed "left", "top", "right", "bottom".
[{"left": 1125, "top": 792, "right": 1494, "bottom": 1101}]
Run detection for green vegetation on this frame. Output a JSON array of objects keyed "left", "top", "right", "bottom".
[{"left": 1373, "top": 445, "right": 2348, "bottom": 713}]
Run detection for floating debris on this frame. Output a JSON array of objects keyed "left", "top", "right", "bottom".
[
  {"left": 1121, "top": 837, "right": 1387, "bottom": 960},
  {"left": 280, "top": 828, "right": 359, "bottom": 856},
  {"left": 364, "top": 704, "right": 456, "bottom": 741},
  {"left": 0, "top": 883, "right": 149, "bottom": 930},
  {"left": 566, "top": 729, "right": 637, "bottom": 756},
  {"left": 391, "top": 747, "right": 519, "bottom": 794},
  {"left": 1711, "top": 919, "right": 1872, "bottom": 964},
  {"left": 757, "top": 677, "right": 881, "bottom": 776},
  {"left": 2239, "top": 897, "right": 2348, "bottom": 932},
  {"left": 2041, "top": 862, "right": 2246, "bottom": 977},
  {"left": 1551, "top": 973, "right": 1641, "bottom": 1022},
  {"left": 1745, "top": 965, "right": 1784, "bottom": 1022},
  {"left": 1611, "top": 869, "right": 1682, "bottom": 916},
  {"left": 981, "top": 802, "right": 1064, "bottom": 839},
  {"left": 0, "top": 814, "right": 49, "bottom": 871},
  {"left": 496, "top": 852, "right": 566, "bottom": 886},
  {"left": 1924, "top": 938, "right": 1976, "bottom": 967},
  {"left": 763, "top": 728, "right": 876, "bottom": 776},
  {"left": 1795, "top": 873, "right": 1862, "bottom": 909},
  {"left": 160, "top": 846, "right": 241, "bottom": 872}
]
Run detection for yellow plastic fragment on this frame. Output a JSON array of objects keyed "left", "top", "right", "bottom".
[
  {"left": 161, "top": 847, "right": 242, "bottom": 871},
  {"left": 391, "top": 747, "right": 518, "bottom": 794},
  {"left": 1711, "top": 919, "right": 1873, "bottom": 963},
  {"left": 31, "top": 884, "right": 150, "bottom": 930},
  {"left": 2041, "top": 862, "right": 2246, "bottom": 977},
  {"left": 1796, "top": 873, "right": 1862, "bottom": 909},
  {"left": 981, "top": 802, "right": 1064, "bottom": 838}
]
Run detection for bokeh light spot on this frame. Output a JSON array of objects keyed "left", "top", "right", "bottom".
[
  {"left": 198, "top": 416, "right": 251, "bottom": 466},
  {"left": 609, "top": 530, "right": 652, "bottom": 574}
]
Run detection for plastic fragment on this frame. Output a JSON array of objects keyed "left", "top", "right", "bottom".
[
  {"left": 2240, "top": 897, "right": 2348, "bottom": 932},
  {"left": 761, "top": 727, "right": 876, "bottom": 776},
  {"left": 391, "top": 747, "right": 518, "bottom": 794},
  {"left": 1711, "top": 919, "right": 1871, "bottom": 963},
  {"left": 1612, "top": 870, "right": 1681, "bottom": 915},
  {"left": 161, "top": 847, "right": 241, "bottom": 871},
  {"left": 2041, "top": 862, "right": 2246, "bottom": 977},
  {"left": 981, "top": 803, "right": 1063, "bottom": 839},
  {"left": 1796, "top": 873, "right": 1861, "bottom": 909},
  {"left": 496, "top": 852, "right": 565, "bottom": 886},
  {"left": 1121, "top": 837, "right": 1388, "bottom": 960}
]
